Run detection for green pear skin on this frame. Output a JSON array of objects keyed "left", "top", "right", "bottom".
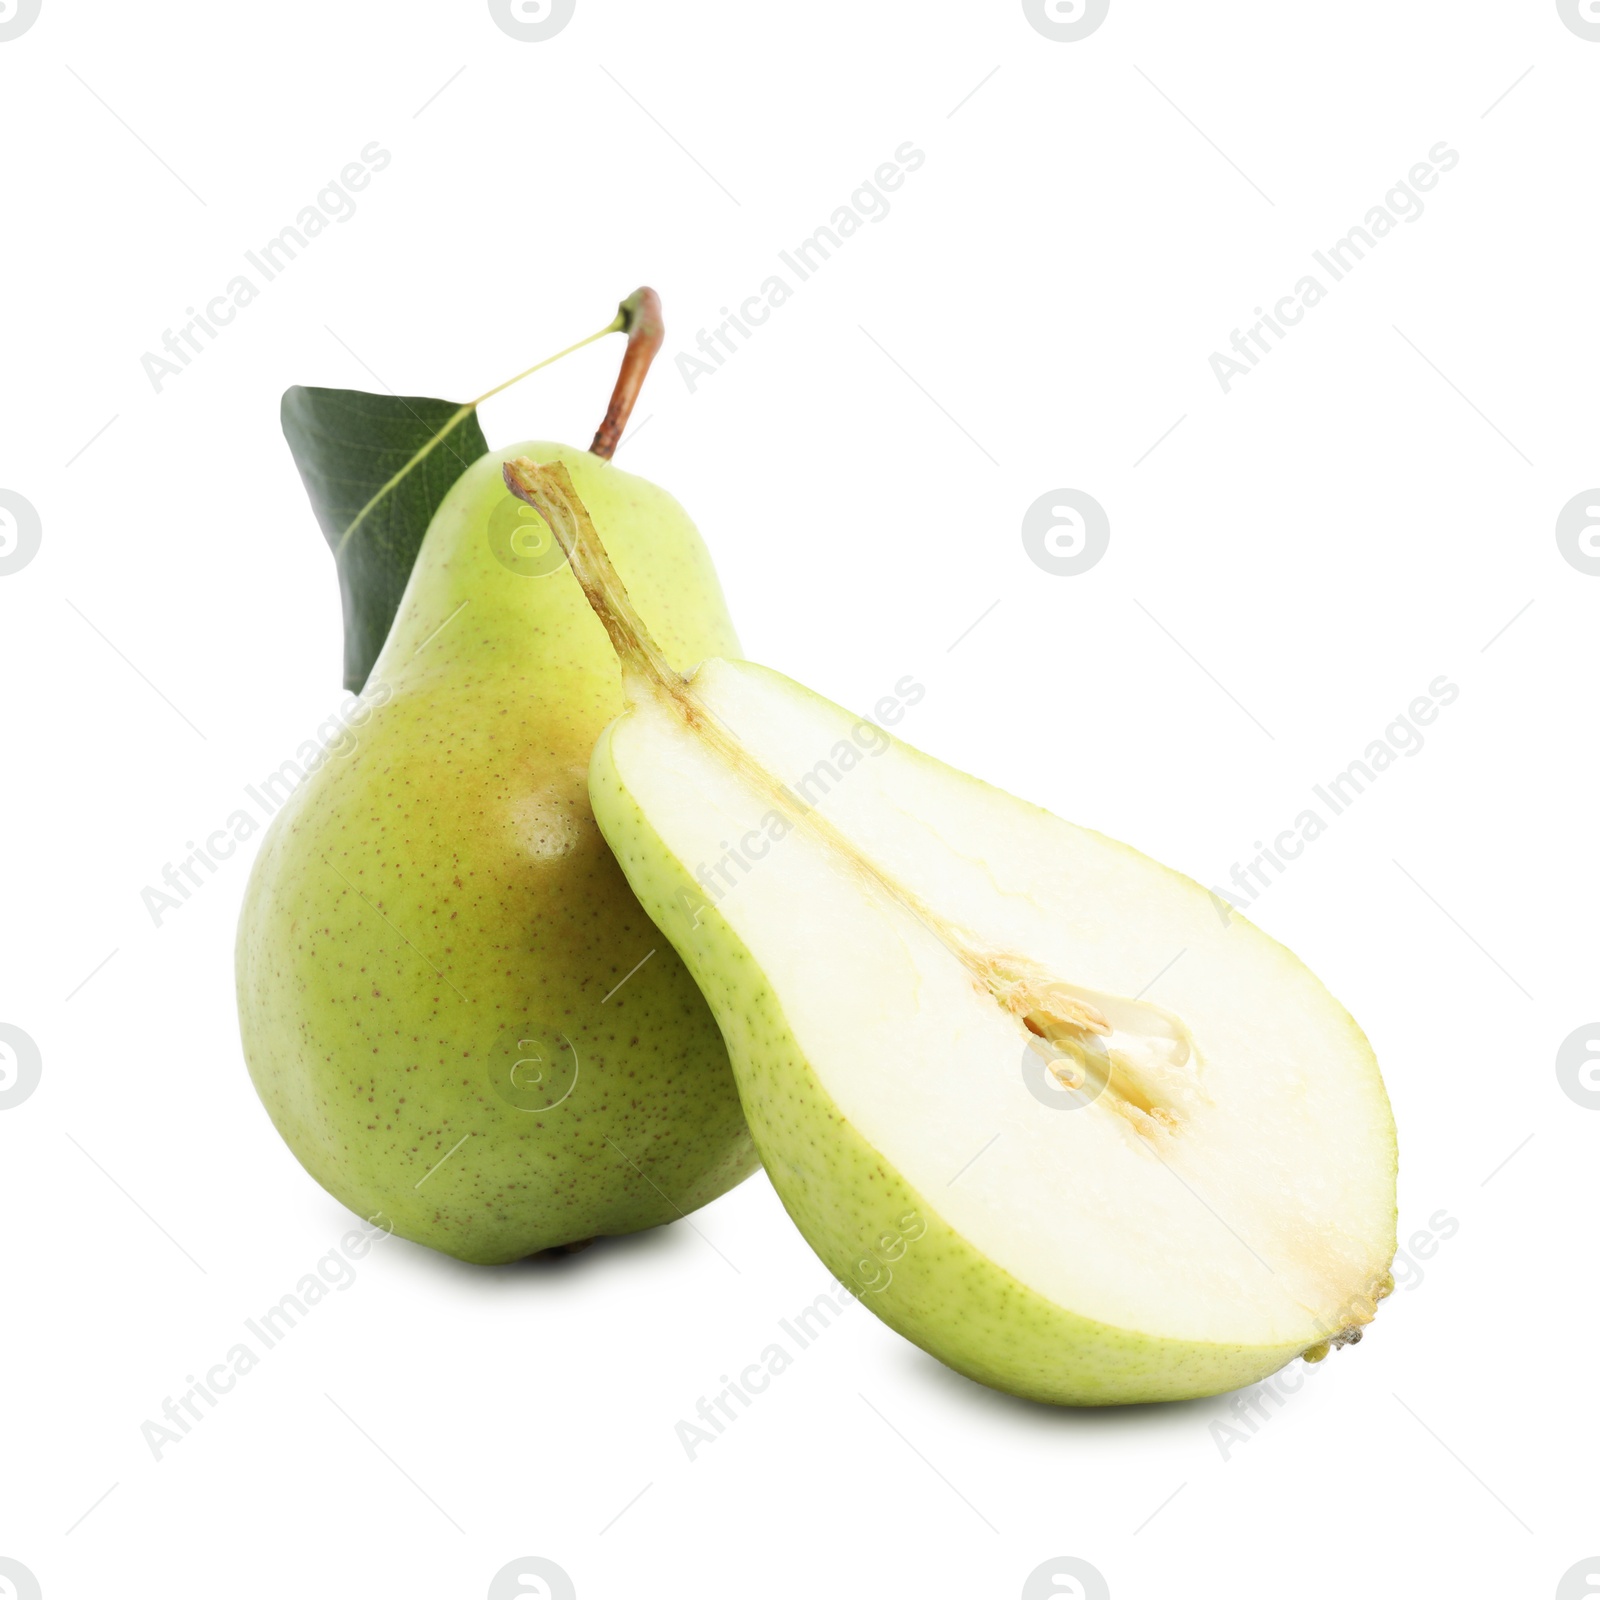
[
  {"left": 236, "top": 444, "right": 759, "bottom": 1261},
  {"left": 585, "top": 694, "right": 1355, "bottom": 1405}
]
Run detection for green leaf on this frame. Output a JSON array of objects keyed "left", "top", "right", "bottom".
[{"left": 281, "top": 387, "right": 490, "bottom": 691}]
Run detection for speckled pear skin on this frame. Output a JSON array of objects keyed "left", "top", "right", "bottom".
[
  {"left": 236, "top": 443, "right": 759, "bottom": 1262},
  {"left": 587, "top": 726, "right": 1312, "bottom": 1405}
]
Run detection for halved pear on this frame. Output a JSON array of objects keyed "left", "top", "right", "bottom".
[{"left": 505, "top": 459, "right": 1398, "bottom": 1406}]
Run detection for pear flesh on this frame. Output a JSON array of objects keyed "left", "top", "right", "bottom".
[
  {"left": 508, "top": 458, "right": 1398, "bottom": 1404},
  {"left": 236, "top": 445, "right": 759, "bottom": 1262}
]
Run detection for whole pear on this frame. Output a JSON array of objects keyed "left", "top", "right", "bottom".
[{"left": 236, "top": 443, "right": 759, "bottom": 1261}]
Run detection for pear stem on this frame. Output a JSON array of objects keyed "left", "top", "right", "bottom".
[
  {"left": 502, "top": 457, "right": 682, "bottom": 690},
  {"left": 588, "top": 288, "right": 664, "bottom": 460}
]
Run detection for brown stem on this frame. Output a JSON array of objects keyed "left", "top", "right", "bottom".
[
  {"left": 503, "top": 457, "right": 682, "bottom": 690},
  {"left": 589, "top": 287, "right": 664, "bottom": 460}
]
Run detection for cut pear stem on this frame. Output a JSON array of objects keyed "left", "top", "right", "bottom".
[
  {"left": 503, "top": 458, "right": 1181, "bottom": 1137},
  {"left": 503, "top": 457, "right": 683, "bottom": 688},
  {"left": 588, "top": 288, "right": 664, "bottom": 461}
]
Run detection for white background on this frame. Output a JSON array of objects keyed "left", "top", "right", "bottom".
[{"left": 2, "top": 2, "right": 1596, "bottom": 1597}]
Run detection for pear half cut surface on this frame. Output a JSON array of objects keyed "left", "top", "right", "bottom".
[{"left": 506, "top": 459, "right": 1399, "bottom": 1405}]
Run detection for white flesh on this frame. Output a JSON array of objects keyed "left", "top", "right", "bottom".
[{"left": 611, "top": 659, "right": 1396, "bottom": 1350}]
